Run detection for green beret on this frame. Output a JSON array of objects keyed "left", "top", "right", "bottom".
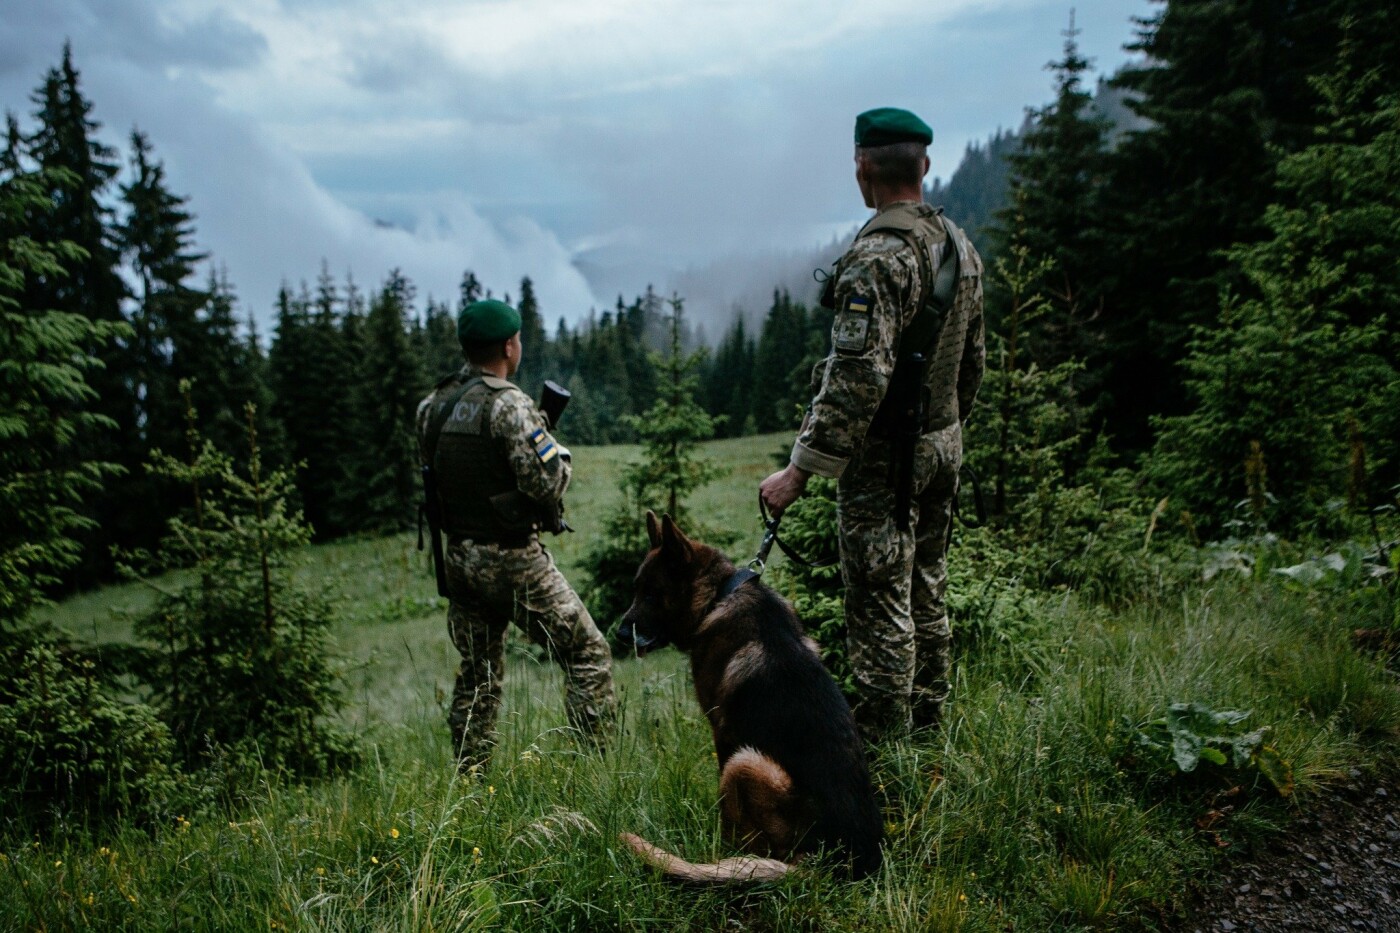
[
  {"left": 854, "top": 107, "right": 933, "bottom": 147},
  {"left": 457, "top": 299, "right": 521, "bottom": 343}
]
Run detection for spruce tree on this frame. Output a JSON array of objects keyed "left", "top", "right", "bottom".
[
  {"left": 1098, "top": 0, "right": 1343, "bottom": 449},
  {"left": 23, "top": 45, "right": 126, "bottom": 334},
  {"left": 515, "top": 276, "right": 547, "bottom": 398},
  {"left": 625, "top": 297, "right": 726, "bottom": 521},
  {"left": 751, "top": 289, "right": 811, "bottom": 432},
  {"left": 1150, "top": 47, "right": 1400, "bottom": 535},
  {"left": 351, "top": 270, "right": 426, "bottom": 530},
  {"left": 583, "top": 297, "right": 726, "bottom": 627},
  {"left": 992, "top": 13, "right": 1111, "bottom": 374},
  {"left": 133, "top": 392, "right": 356, "bottom": 780},
  {"left": 0, "top": 164, "right": 125, "bottom": 627},
  {"left": 458, "top": 269, "right": 483, "bottom": 310},
  {"left": 422, "top": 296, "right": 461, "bottom": 383},
  {"left": 195, "top": 267, "right": 285, "bottom": 471},
  {"left": 23, "top": 44, "right": 132, "bottom": 574},
  {"left": 573, "top": 310, "right": 632, "bottom": 443},
  {"left": 925, "top": 129, "right": 1020, "bottom": 250},
  {"left": 703, "top": 314, "right": 757, "bottom": 437},
  {"left": 116, "top": 129, "right": 209, "bottom": 512}
]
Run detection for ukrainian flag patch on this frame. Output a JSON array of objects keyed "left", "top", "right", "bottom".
[
  {"left": 845, "top": 294, "right": 871, "bottom": 314},
  {"left": 531, "top": 427, "right": 558, "bottom": 463}
]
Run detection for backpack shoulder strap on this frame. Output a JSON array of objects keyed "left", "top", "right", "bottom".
[{"left": 899, "top": 213, "right": 962, "bottom": 358}]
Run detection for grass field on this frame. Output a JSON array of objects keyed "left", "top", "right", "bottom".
[{"left": 10, "top": 433, "right": 1400, "bottom": 931}]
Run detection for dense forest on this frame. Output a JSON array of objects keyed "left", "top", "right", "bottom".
[{"left": 5, "top": 0, "right": 1400, "bottom": 581}]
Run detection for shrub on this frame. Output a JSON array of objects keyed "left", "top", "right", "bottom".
[{"left": 0, "top": 629, "right": 179, "bottom": 829}]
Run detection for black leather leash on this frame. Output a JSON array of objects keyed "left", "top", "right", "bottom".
[
  {"left": 957, "top": 463, "right": 987, "bottom": 529},
  {"left": 752, "top": 494, "right": 840, "bottom": 575}
]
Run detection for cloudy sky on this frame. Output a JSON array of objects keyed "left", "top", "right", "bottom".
[{"left": 1, "top": 0, "right": 1149, "bottom": 331}]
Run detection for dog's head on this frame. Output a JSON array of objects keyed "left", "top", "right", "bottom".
[{"left": 617, "top": 511, "right": 701, "bottom": 656}]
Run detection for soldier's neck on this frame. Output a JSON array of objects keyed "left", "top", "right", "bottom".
[
  {"left": 872, "top": 189, "right": 925, "bottom": 211},
  {"left": 473, "top": 359, "right": 511, "bottom": 379}
]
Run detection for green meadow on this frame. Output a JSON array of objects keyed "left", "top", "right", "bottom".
[{"left": 9, "top": 434, "right": 1399, "bottom": 931}]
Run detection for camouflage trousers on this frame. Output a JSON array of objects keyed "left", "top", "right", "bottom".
[
  {"left": 444, "top": 536, "right": 615, "bottom": 770},
  {"left": 838, "top": 421, "right": 961, "bottom": 743}
]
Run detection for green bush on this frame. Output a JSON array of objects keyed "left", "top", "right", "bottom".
[
  {"left": 1117, "top": 702, "right": 1294, "bottom": 799},
  {"left": 0, "top": 630, "right": 179, "bottom": 829}
]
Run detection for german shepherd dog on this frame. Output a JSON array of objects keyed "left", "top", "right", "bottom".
[{"left": 616, "top": 512, "right": 882, "bottom": 883}]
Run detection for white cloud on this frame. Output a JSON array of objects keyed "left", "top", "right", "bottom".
[{"left": 2, "top": 0, "right": 1153, "bottom": 332}]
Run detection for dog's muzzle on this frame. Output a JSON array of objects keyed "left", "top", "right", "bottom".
[{"left": 617, "top": 617, "right": 668, "bottom": 656}]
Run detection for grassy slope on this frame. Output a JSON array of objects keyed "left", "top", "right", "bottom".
[{"left": 11, "top": 434, "right": 1400, "bottom": 931}]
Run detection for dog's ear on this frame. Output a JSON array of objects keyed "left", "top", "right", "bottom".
[
  {"left": 660, "top": 513, "right": 692, "bottom": 562},
  {"left": 645, "top": 510, "right": 661, "bottom": 549}
]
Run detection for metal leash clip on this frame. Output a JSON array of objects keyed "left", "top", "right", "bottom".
[{"left": 749, "top": 513, "right": 781, "bottom": 576}]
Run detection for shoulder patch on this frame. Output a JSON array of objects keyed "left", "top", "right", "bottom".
[
  {"left": 529, "top": 426, "right": 559, "bottom": 463},
  {"left": 832, "top": 299, "right": 872, "bottom": 353}
]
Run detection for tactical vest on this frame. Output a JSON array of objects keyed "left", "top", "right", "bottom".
[
  {"left": 426, "top": 376, "right": 535, "bottom": 543},
  {"left": 851, "top": 201, "right": 978, "bottom": 435}
]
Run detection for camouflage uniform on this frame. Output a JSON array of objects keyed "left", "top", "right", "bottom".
[
  {"left": 792, "top": 200, "right": 985, "bottom": 741},
  {"left": 417, "top": 365, "right": 615, "bottom": 769}
]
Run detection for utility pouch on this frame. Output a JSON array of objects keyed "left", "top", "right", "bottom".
[{"left": 488, "top": 490, "right": 537, "bottom": 531}]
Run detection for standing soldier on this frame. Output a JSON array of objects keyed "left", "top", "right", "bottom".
[
  {"left": 418, "top": 299, "right": 615, "bottom": 771},
  {"left": 760, "top": 108, "right": 985, "bottom": 743}
]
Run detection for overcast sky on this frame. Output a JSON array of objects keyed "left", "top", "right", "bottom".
[{"left": 1, "top": 0, "right": 1150, "bottom": 331}]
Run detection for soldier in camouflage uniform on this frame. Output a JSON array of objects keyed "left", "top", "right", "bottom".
[
  {"left": 761, "top": 108, "right": 985, "bottom": 743},
  {"left": 417, "top": 299, "right": 615, "bottom": 771}
]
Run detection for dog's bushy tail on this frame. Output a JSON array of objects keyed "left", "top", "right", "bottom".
[{"left": 619, "top": 832, "right": 791, "bottom": 885}]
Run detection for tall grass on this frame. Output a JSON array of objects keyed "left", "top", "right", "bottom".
[{"left": 12, "top": 434, "right": 1399, "bottom": 931}]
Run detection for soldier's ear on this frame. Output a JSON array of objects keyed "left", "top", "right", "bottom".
[
  {"left": 645, "top": 510, "right": 661, "bottom": 549},
  {"left": 660, "top": 513, "right": 692, "bottom": 562}
]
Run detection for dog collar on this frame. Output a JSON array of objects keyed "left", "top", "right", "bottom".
[{"left": 718, "top": 568, "right": 759, "bottom": 600}]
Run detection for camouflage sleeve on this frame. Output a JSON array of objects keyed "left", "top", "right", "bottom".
[
  {"left": 415, "top": 394, "right": 434, "bottom": 464},
  {"left": 956, "top": 243, "right": 987, "bottom": 421},
  {"left": 791, "top": 234, "right": 919, "bottom": 478},
  {"left": 489, "top": 389, "right": 571, "bottom": 503}
]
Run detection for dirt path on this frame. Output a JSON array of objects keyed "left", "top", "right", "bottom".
[{"left": 1181, "top": 771, "right": 1400, "bottom": 932}]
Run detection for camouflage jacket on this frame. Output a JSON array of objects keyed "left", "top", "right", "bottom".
[
  {"left": 416, "top": 365, "right": 571, "bottom": 507},
  {"left": 791, "top": 201, "right": 985, "bottom": 478}
]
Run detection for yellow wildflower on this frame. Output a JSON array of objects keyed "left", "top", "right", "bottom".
[
  {"left": 370, "top": 856, "right": 379, "bottom": 865},
  {"left": 54, "top": 860, "right": 62, "bottom": 867},
  {"left": 390, "top": 828, "right": 400, "bottom": 839}
]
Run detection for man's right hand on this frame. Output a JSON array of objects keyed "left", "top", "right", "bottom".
[{"left": 759, "top": 463, "right": 811, "bottom": 518}]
